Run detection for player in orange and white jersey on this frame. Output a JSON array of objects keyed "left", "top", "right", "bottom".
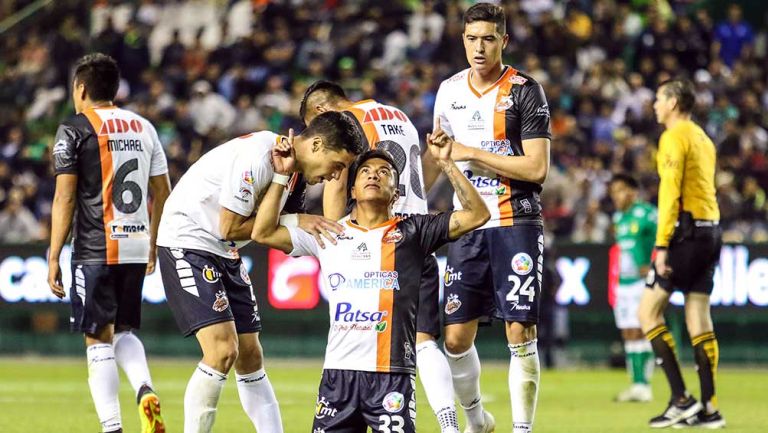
[
  {"left": 251, "top": 132, "right": 489, "bottom": 432},
  {"left": 430, "top": 4, "right": 551, "bottom": 433},
  {"left": 48, "top": 53, "right": 171, "bottom": 433},
  {"left": 301, "top": 81, "right": 461, "bottom": 432}
]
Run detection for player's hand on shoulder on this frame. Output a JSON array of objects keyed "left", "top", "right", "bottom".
[
  {"left": 298, "top": 213, "right": 345, "bottom": 249},
  {"left": 272, "top": 128, "right": 296, "bottom": 175}
]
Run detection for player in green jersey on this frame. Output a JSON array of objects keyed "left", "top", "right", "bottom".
[{"left": 609, "top": 174, "right": 656, "bottom": 402}]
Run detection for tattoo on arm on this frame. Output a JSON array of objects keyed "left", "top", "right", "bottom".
[{"left": 444, "top": 164, "right": 473, "bottom": 209}]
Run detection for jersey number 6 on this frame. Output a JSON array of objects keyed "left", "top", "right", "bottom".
[{"left": 113, "top": 158, "right": 142, "bottom": 214}]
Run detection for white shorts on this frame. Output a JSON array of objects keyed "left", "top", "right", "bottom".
[{"left": 613, "top": 280, "right": 645, "bottom": 329}]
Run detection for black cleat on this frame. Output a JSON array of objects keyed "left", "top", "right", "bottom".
[
  {"left": 672, "top": 410, "right": 726, "bottom": 429},
  {"left": 649, "top": 396, "right": 703, "bottom": 428}
]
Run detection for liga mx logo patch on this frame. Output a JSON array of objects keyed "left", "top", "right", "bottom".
[
  {"left": 202, "top": 265, "right": 220, "bottom": 283},
  {"left": 382, "top": 392, "right": 404, "bottom": 413},
  {"left": 511, "top": 253, "right": 533, "bottom": 275}
]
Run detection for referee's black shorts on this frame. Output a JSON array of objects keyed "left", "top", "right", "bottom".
[{"left": 646, "top": 225, "right": 722, "bottom": 295}]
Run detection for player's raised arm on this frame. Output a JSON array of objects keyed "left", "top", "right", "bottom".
[{"left": 427, "top": 122, "right": 490, "bottom": 239}]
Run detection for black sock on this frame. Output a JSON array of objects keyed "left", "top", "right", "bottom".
[
  {"left": 646, "top": 324, "right": 687, "bottom": 400},
  {"left": 693, "top": 331, "right": 719, "bottom": 413}
]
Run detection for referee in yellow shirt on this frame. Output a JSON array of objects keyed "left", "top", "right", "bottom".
[{"left": 639, "top": 79, "right": 725, "bottom": 429}]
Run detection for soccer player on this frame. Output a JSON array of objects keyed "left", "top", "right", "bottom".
[
  {"left": 156, "top": 111, "right": 364, "bottom": 433},
  {"left": 608, "top": 174, "right": 656, "bottom": 402},
  {"left": 250, "top": 136, "right": 489, "bottom": 432},
  {"left": 300, "top": 80, "right": 460, "bottom": 433},
  {"left": 639, "top": 78, "right": 725, "bottom": 428},
  {"left": 47, "top": 53, "right": 171, "bottom": 433},
  {"left": 431, "top": 3, "right": 551, "bottom": 433}
]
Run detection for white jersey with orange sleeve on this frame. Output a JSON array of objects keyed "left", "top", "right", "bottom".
[
  {"left": 53, "top": 106, "right": 168, "bottom": 264},
  {"left": 433, "top": 66, "right": 551, "bottom": 229},
  {"left": 157, "top": 131, "right": 300, "bottom": 259},
  {"left": 344, "top": 100, "right": 428, "bottom": 217},
  {"left": 286, "top": 213, "right": 452, "bottom": 374}
]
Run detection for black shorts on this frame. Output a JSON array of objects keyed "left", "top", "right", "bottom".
[
  {"left": 312, "top": 369, "right": 416, "bottom": 433},
  {"left": 69, "top": 263, "right": 146, "bottom": 334},
  {"left": 444, "top": 225, "right": 543, "bottom": 325},
  {"left": 158, "top": 247, "right": 261, "bottom": 337},
  {"left": 416, "top": 255, "right": 440, "bottom": 338},
  {"left": 646, "top": 226, "right": 722, "bottom": 295}
]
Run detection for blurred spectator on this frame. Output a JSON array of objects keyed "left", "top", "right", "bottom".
[
  {"left": 713, "top": 3, "right": 754, "bottom": 67},
  {"left": 0, "top": 187, "right": 41, "bottom": 243},
  {"left": 571, "top": 200, "right": 611, "bottom": 244},
  {"left": 188, "top": 80, "right": 236, "bottom": 136}
]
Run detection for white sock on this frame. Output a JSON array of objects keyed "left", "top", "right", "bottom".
[
  {"left": 184, "top": 362, "right": 227, "bottom": 433},
  {"left": 86, "top": 344, "right": 122, "bottom": 432},
  {"left": 417, "top": 341, "right": 459, "bottom": 433},
  {"left": 236, "top": 369, "right": 284, "bottom": 433},
  {"left": 509, "top": 339, "right": 540, "bottom": 433},
  {"left": 445, "top": 344, "right": 485, "bottom": 429},
  {"left": 638, "top": 339, "right": 655, "bottom": 382},
  {"left": 113, "top": 331, "right": 153, "bottom": 396}
]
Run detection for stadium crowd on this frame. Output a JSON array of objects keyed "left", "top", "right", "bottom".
[{"left": 0, "top": 0, "right": 766, "bottom": 244}]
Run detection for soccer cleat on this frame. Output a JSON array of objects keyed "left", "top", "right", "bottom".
[
  {"left": 649, "top": 396, "right": 703, "bottom": 428},
  {"left": 138, "top": 390, "right": 166, "bottom": 433},
  {"left": 672, "top": 410, "right": 726, "bottom": 429},
  {"left": 615, "top": 384, "right": 653, "bottom": 402},
  {"left": 463, "top": 410, "right": 495, "bottom": 433}
]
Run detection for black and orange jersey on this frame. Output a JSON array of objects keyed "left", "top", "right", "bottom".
[
  {"left": 655, "top": 119, "right": 720, "bottom": 247},
  {"left": 53, "top": 106, "right": 168, "bottom": 264},
  {"left": 433, "top": 67, "right": 551, "bottom": 228},
  {"left": 287, "top": 213, "right": 452, "bottom": 374}
]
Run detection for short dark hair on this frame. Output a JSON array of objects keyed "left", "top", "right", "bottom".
[
  {"left": 659, "top": 78, "right": 696, "bottom": 114},
  {"left": 350, "top": 149, "right": 401, "bottom": 188},
  {"left": 610, "top": 173, "right": 639, "bottom": 189},
  {"left": 302, "top": 111, "right": 364, "bottom": 155},
  {"left": 463, "top": 2, "right": 506, "bottom": 35},
  {"left": 299, "top": 80, "right": 348, "bottom": 124},
  {"left": 73, "top": 53, "right": 120, "bottom": 102}
]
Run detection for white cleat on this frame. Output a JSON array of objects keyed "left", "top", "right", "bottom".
[
  {"left": 615, "top": 383, "right": 653, "bottom": 402},
  {"left": 463, "top": 411, "right": 495, "bottom": 433}
]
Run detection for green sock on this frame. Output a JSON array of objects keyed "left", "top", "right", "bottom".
[{"left": 630, "top": 352, "right": 646, "bottom": 384}]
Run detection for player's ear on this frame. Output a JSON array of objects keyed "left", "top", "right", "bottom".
[
  {"left": 390, "top": 186, "right": 400, "bottom": 206},
  {"left": 311, "top": 136, "right": 323, "bottom": 153},
  {"left": 502, "top": 33, "right": 509, "bottom": 50}
]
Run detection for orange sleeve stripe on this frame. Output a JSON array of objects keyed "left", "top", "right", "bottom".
[
  {"left": 83, "top": 109, "right": 119, "bottom": 264},
  {"left": 347, "top": 106, "right": 380, "bottom": 147},
  {"left": 376, "top": 234, "right": 396, "bottom": 372},
  {"left": 494, "top": 74, "right": 515, "bottom": 227}
]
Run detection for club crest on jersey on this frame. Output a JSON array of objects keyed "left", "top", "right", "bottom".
[
  {"left": 509, "top": 75, "right": 528, "bottom": 86},
  {"left": 242, "top": 170, "right": 255, "bottom": 185},
  {"left": 212, "top": 290, "right": 229, "bottom": 312},
  {"left": 382, "top": 228, "right": 403, "bottom": 244},
  {"left": 495, "top": 95, "right": 513, "bottom": 111},
  {"left": 444, "top": 293, "right": 462, "bottom": 315},
  {"left": 468, "top": 111, "right": 484, "bottom": 131},
  {"left": 315, "top": 396, "right": 338, "bottom": 419},
  {"left": 351, "top": 242, "right": 371, "bottom": 260},
  {"left": 382, "top": 392, "right": 405, "bottom": 413},
  {"left": 202, "top": 265, "right": 220, "bottom": 283},
  {"left": 511, "top": 253, "right": 533, "bottom": 275}
]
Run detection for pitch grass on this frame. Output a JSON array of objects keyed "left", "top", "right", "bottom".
[{"left": 0, "top": 357, "right": 766, "bottom": 432}]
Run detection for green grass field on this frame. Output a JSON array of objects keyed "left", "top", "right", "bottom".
[{"left": 1, "top": 357, "right": 765, "bottom": 432}]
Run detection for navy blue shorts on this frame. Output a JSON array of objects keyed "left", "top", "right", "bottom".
[
  {"left": 312, "top": 369, "right": 416, "bottom": 433},
  {"left": 416, "top": 254, "right": 440, "bottom": 338},
  {"left": 159, "top": 247, "right": 261, "bottom": 336},
  {"left": 443, "top": 225, "right": 543, "bottom": 325},
  {"left": 69, "top": 263, "right": 145, "bottom": 334}
]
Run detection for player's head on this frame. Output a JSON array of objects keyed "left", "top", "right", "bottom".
[
  {"left": 609, "top": 173, "right": 639, "bottom": 211},
  {"left": 72, "top": 53, "right": 120, "bottom": 114},
  {"left": 462, "top": 2, "right": 508, "bottom": 75},
  {"left": 300, "top": 80, "right": 349, "bottom": 127},
  {"left": 350, "top": 149, "right": 400, "bottom": 209},
  {"left": 296, "top": 111, "right": 364, "bottom": 185},
  {"left": 654, "top": 78, "right": 696, "bottom": 124}
]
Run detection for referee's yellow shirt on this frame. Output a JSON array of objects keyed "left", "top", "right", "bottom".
[{"left": 655, "top": 119, "right": 720, "bottom": 247}]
